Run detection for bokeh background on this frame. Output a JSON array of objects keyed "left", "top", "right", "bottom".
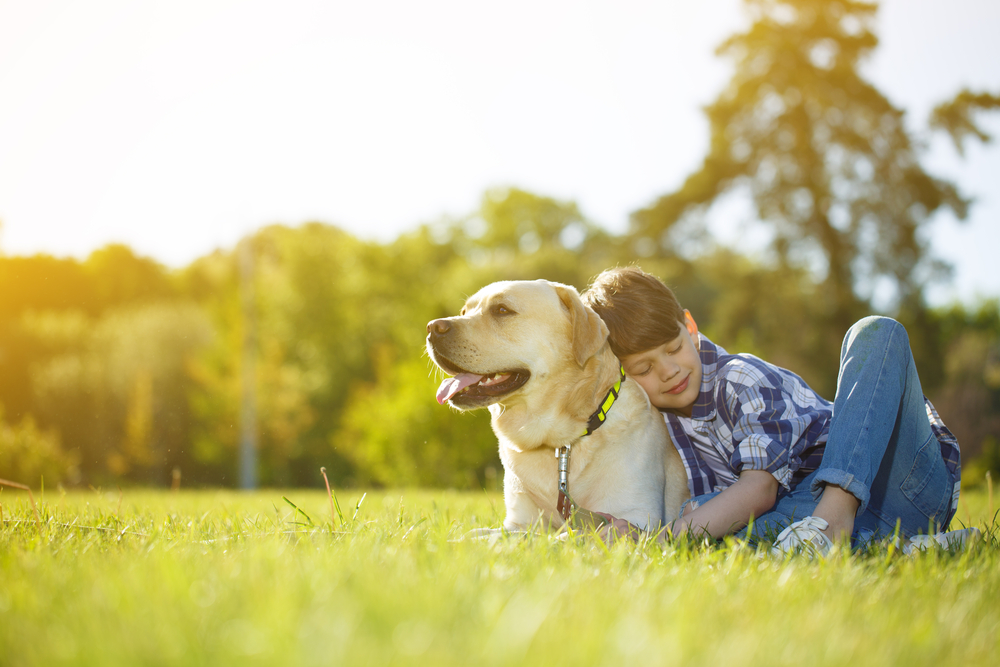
[{"left": 1, "top": 0, "right": 998, "bottom": 491}]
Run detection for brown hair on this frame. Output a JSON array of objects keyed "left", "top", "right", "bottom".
[{"left": 582, "top": 266, "right": 686, "bottom": 358}]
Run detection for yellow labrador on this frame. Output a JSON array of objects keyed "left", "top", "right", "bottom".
[{"left": 426, "top": 279, "right": 688, "bottom": 532}]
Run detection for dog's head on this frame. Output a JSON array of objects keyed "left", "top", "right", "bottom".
[{"left": 426, "top": 279, "right": 609, "bottom": 410}]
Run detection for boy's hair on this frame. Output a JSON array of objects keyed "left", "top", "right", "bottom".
[{"left": 582, "top": 266, "right": 686, "bottom": 358}]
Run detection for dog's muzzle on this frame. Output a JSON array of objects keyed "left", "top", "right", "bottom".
[{"left": 425, "top": 317, "right": 530, "bottom": 408}]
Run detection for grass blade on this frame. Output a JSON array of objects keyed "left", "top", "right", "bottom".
[{"left": 282, "top": 496, "right": 314, "bottom": 526}]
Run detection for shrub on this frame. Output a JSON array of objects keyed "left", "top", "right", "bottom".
[{"left": 0, "top": 404, "right": 79, "bottom": 487}]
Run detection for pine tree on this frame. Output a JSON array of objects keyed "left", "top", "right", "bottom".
[{"left": 632, "top": 0, "right": 968, "bottom": 330}]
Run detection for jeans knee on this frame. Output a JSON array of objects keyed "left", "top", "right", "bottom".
[{"left": 845, "top": 316, "right": 907, "bottom": 354}]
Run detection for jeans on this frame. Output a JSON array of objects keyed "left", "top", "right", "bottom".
[{"left": 681, "top": 317, "right": 956, "bottom": 545}]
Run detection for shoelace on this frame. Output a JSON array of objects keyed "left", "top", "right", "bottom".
[{"left": 775, "top": 516, "right": 830, "bottom": 547}]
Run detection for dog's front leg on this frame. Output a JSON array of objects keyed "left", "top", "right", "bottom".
[{"left": 503, "top": 471, "right": 547, "bottom": 531}]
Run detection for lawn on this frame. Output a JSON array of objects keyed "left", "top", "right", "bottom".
[{"left": 1, "top": 485, "right": 998, "bottom": 666}]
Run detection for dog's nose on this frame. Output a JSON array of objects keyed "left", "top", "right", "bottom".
[{"left": 427, "top": 318, "right": 452, "bottom": 335}]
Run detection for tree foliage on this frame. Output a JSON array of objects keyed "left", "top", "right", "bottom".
[
  {"left": 25, "top": 304, "right": 212, "bottom": 485},
  {"left": 0, "top": 187, "right": 997, "bottom": 488},
  {"left": 2, "top": 3, "right": 998, "bottom": 489},
  {"left": 632, "top": 0, "right": 968, "bottom": 331},
  {"left": 929, "top": 300, "right": 1000, "bottom": 467},
  {"left": 930, "top": 89, "right": 1000, "bottom": 156},
  {"left": 0, "top": 404, "right": 78, "bottom": 486}
]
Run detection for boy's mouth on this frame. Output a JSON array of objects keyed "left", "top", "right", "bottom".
[{"left": 666, "top": 376, "right": 689, "bottom": 395}]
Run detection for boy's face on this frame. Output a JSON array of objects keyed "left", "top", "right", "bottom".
[{"left": 620, "top": 311, "right": 701, "bottom": 416}]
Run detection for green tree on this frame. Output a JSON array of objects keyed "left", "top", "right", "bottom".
[
  {"left": 185, "top": 223, "right": 436, "bottom": 486},
  {"left": 632, "top": 0, "right": 968, "bottom": 337},
  {"left": 927, "top": 300, "right": 1000, "bottom": 470},
  {"left": 83, "top": 244, "right": 176, "bottom": 311},
  {"left": 930, "top": 89, "right": 1000, "bottom": 156},
  {"left": 432, "top": 188, "right": 633, "bottom": 300},
  {"left": 0, "top": 403, "right": 79, "bottom": 486},
  {"left": 335, "top": 347, "right": 496, "bottom": 488},
  {"left": 184, "top": 232, "right": 329, "bottom": 486},
  {"left": 0, "top": 247, "right": 178, "bottom": 425},
  {"left": 28, "top": 303, "right": 211, "bottom": 485},
  {"left": 688, "top": 250, "right": 839, "bottom": 395},
  {"left": 325, "top": 188, "right": 627, "bottom": 488}
]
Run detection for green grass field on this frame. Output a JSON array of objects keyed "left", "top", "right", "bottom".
[{"left": 1, "top": 486, "right": 998, "bottom": 667}]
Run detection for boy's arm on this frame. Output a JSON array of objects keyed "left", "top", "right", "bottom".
[
  {"left": 597, "top": 470, "right": 778, "bottom": 542},
  {"left": 666, "top": 469, "right": 778, "bottom": 540}
]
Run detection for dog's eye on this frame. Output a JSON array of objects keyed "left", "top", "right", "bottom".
[{"left": 493, "top": 304, "right": 515, "bottom": 317}]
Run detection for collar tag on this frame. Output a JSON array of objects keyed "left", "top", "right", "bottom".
[
  {"left": 556, "top": 444, "right": 572, "bottom": 521},
  {"left": 556, "top": 364, "right": 626, "bottom": 522}
]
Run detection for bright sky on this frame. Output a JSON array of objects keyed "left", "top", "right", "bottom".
[{"left": 1, "top": 0, "right": 998, "bottom": 306}]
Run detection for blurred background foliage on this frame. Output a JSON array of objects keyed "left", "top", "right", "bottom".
[{"left": 1, "top": 0, "right": 998, "bottom": 490}]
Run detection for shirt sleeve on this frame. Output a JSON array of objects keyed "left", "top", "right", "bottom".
[
  {"left": 925, "top": 397, "right": 961, "bottom": 484},
  {"left": 716, "top": 364, "right": 798, "bottom": 490}
]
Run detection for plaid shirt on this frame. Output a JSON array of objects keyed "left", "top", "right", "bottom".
[
  {"left": 664, "top": 334, "right": 962, "bottom": 506},
  {"left": 927, "top": 401, "right": 963, "bottom": 509}
]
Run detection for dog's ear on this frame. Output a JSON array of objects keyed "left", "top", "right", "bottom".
[{"left": 554, "top": 283, "right": 608, "bottom": 367}]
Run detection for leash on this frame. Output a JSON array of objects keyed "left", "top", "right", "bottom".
[{"left": 555, "top": 363, "right": 626, "bottom": 522}]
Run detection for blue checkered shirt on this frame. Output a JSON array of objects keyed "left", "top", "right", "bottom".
[{"left": 664, "top": 335, "right": 962, "bottom": 504}]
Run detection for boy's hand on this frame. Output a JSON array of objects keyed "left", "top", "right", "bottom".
[
  {"left": 671, "top": 469, "right": 779, "bottom": 539},
  {"left": 594, "top": 512, "right": 645, "bottom": 543}
]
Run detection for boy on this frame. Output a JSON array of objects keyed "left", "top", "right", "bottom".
[{"left": 581, "top": 266, "right": 964, "bottom": 554}]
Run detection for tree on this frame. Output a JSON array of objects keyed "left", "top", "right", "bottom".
[
  {"left": 83, "top": 244, "right": 176, "bottom": 311},
  {"left": 440, "top": 187, "right": 619, "bottom": 287},
  {"left": 334, "top": 346, "right": 496, "bottom": 488},
  {"left": 632, "top": 0, "right": 968, "bottom": 334},
  {"left": 930, "top": 89, "right": 1000, "bottom": 156},
  {"left": 28, "top": 303, "right": 211, "bottom": 485},
  {"left": 0, "top": 246, "right": 178, "bottom": 434},
  {"left": 0, "top": 404, "right": 78, "bottom": 486},
  {"left": 927, "top": 300, "right": 1000, "bottom": 467}
]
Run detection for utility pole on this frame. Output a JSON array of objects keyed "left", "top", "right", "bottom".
[{"left": 239, "top": 238, "right": 257, "bottom": 490}]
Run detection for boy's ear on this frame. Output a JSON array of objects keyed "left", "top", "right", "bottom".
[
  {"left": 684, "top": 310, "right": 699, "bottom": 347},
  {"left": 554, "top": 284, "right": 609, "bottom": 367}
]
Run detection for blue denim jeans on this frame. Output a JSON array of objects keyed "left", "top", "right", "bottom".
[{"left": 681, "top": 317, "right": 955, "bottom": 545}]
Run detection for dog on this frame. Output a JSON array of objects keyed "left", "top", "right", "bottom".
[{"left": 426, "top": 279, "right": 689, "bottom": 532}]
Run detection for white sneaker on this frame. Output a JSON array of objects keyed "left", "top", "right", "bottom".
[
  {"left": 902, "top": 527, "right": 980, "bottom": 555},
  {"left": 770, "top": 516, "right": 835, "bottom": 557}
]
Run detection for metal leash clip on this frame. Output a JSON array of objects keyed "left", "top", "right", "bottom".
[{"left": 555, "top": 444, "right": 573, "bottom": 521}]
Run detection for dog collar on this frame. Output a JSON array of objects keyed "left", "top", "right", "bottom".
[
  {"left": 581, "top": 363, "right": 626, "bottom": 438},
  {"left": 556, "top": 363, "right": 627, "bottom": 522}
]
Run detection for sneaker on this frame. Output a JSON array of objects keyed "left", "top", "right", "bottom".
[
  {"left": 770, "top": 516, "right": 835, "bottom": 557},
  {"left": 902, "top": 527, "right": 981, "bottom": 555}
]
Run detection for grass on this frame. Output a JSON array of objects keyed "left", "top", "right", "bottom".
[{"left": 1, "top": 485, "right": 998, "bottom": 667}]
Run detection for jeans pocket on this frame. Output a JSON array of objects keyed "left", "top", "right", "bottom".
[{"left": 900, "top": 436, "right": 951, "bottom": 521}]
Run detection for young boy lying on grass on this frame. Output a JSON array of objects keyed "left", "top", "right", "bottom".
[{"left": 581, "top": 266, "right": 969, "bottom": 555}]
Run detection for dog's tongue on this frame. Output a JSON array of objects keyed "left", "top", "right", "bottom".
[{"left": 436, "top": 373, "right": 484, "bottom": 404}]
